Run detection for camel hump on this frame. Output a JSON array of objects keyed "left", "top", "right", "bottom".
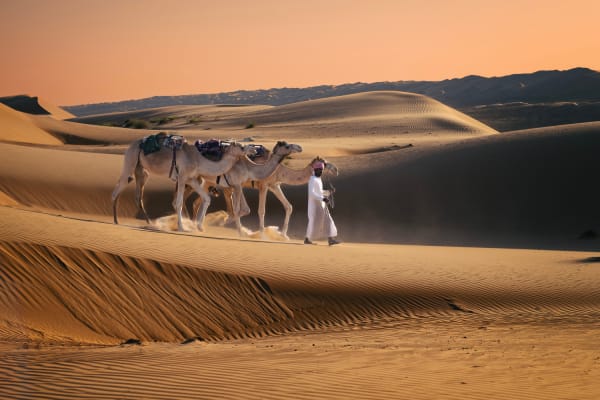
[{"left": 140, "top": 132, "right": 186, "bottom": 155}]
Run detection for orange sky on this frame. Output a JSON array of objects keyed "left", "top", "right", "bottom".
[{"left": 1, "top": 0, "right": 599, "bottom": 106}]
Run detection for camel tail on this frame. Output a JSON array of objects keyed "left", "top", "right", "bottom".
[{"left": 112, "top": 140, "right": 143, "bottom": 223}]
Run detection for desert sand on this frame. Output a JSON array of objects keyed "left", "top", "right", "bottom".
[{"left": 1, "top": 91, "right": 600, "bottom": 399}]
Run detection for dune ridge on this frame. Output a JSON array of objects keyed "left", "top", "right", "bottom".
[
  {"left": 227, "top": 91, "right": 496, "bottom": 132},
  {"left": 71, "top": 91, "right": 497, "bottom": 138},
  {"left": 0, "top": 95, "right": 74, "bottom": 120},
  {"left": 0, "top": 191, "right": 18, "bottom": 207},
  {"left": 71, "top": 104, "right": 273, "bottom": 128},
  {"left": 0, "top": 241, "right": 294, "bottom": 344},
  {"left": 0, "top": 142, "right": 140, "bottom": 216},
  {"left": 0, "top": 104, "right": 63, "bottom": 145},
  {"left": 2, "top": 205, "right": 600, "bottom": 346},
  {"left": 30, "top": 115, "right": 153, "bottom": 145}
]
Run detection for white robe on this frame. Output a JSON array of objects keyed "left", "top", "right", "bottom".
[{"left": 306, "top": 175, "right": 338, "bottom": 240}]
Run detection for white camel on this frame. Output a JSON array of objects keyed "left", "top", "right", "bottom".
[
  {"left": 190, "top": 155, "right": 338, "bottom": 239},
  {"left": 186, "top": 141, "right": 304, "bottom": 233},
  {"left": 112, "top": 136, "right": 255, "bottom": 232}
]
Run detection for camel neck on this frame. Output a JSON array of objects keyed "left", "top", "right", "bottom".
[
  {"left": 244, "top": 152, "right": 284, "bottom": 180},
  {"left": 275, "top": 164, "right": 313, "bottom": 186}
]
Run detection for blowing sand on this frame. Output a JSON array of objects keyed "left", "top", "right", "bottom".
[{"left": 1, "top": 92, "right": 600, "bottom": 399}]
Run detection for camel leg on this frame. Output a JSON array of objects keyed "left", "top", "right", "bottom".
[
  {"left": 231, "top": 185, "right": 246, "bottom": 235},
  {"left": 222, "top": 188, "right": 235, "bottom": 224},
  {"left": 239, "top": 188, "right": 251, "bottom": 217},
  {"left": 192, "top": 180, "right": 213, "bottom": 223},
  {"left": 209, "top": 187, "right": 237, "bottom": 225},
  {"left": 188, "top": 178, "right": 210, "bottom": 231},
  {"left": 269, "top": 183, "right": 292, "bottom": 240},
  {"left": 112, "top": 185, "right": 123, "bottom": 225},
  {"left": 192, "top": 194, "right": 204, "bottom": 222},
  {"left": 173, "top": 177, "right": 189, "bottom": 232},
  {"left": 224, "top": 187, "right": 249, "bottom": 223},
  {"left": 181, "top": 184, "right": 195, "bottom": 219},
  {"left": 111, "top": 175, "right": 133, "bottom": 225},
  {"left": 257, "top": 184, "right": 268, "bottom": 234},
  {"left": 193, "top": 179, "right": 222, "bottom": 221},
  {"left": 134, "top": 163, "right": 151, "bottom": 224},
  {"left": 111, "top": 143, "right": 142, "bottom": 225}
]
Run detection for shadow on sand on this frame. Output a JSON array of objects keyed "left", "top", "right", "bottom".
[{"left": 578, "top": 256, "right": 600, "bottom": 263}]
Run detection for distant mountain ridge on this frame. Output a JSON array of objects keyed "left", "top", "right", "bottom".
[{"left": 63, "top": 68, "right": 600, "bottom": 117}]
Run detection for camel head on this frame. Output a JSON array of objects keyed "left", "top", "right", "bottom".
[
  {"left": 312, "top": 156, "right": 339, "bottom": 177},
  {"left": 325, "top": 161, "right": 339, "bottom": 176},
  {"left": 242, "top": 144, "right": 258, "bottom": 158},
  {"left": 272, "top": 141, "right": 303, "bottom": 157}
]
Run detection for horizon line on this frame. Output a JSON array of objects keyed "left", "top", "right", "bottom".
[{"left": 59, "top": 66, "right": 598, "bottom": 108}]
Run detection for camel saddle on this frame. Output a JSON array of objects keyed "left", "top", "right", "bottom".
[
  {"left": 162, "top": 134, "right": 186, "bottom": 150},
  {"left": 247, "top": 144, "right": 267, "bottom": 161},
  {"left": 140, "top": 133, "right": 186, "bottom": 155},
  {"left": 195, "top": 139, "right": 229, "bottom": 161}
]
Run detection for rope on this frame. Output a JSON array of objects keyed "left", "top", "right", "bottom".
[
  {"left": 168, "top": 147, "right": 178, "bottom": 180},
  {"left": 322, "top": 176, "right": 336, "bottom": 209}
]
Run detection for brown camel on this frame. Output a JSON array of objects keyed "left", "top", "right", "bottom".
[{"left": 112, "top": 137, "right": 254, "bottom": 232}]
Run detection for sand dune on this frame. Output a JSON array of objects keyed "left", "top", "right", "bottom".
[
  {"left": 0, "top": 142, "right": 143, "bottom": 216},
  {"left": 0, "top": 95, "right": 74, "bottom": 120},
  {"left": 0, "top": 94, "right": 596, "bottom": 247},
  {"left": 307, "top": 121, "right": 600, "bottom": 248},
  {"left": 0, "top": 96, "right": 143, "bottom": 145},
  {"left": 30, "top": 115, "right": 155, "bottom": 145},
  {"left": 72, "top": 91, "right": 497, "bottom": 142},
  {"left": 2, "top": 322, "right": 600, "bottom": 400},
  {"left": 71, "top": 104, "right": 273, "bottom": 128},
  {"left": 1, "top": 205, "right": 600, "bottom": 399},
  {"left": 221, "top": 91, "right": 497, "bottom": 132},
  {"left": 2, "top": 206, "right": 600, "bottom": 344},
  {"left": 0, "top": 190, "right": 17, "bottom": 206},
  {"left": 37, "top": 97, "right": 75, "bottom": 120},
  {"left": 1, "top": 90, "right": 600, "bottom": 399},
  {"left": 0, "top": 104, "right": 63, "bottom": 145}
]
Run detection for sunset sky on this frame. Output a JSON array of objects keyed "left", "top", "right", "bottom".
[{"left": 1, "top": 0, "right": 599, "bottom": 106}]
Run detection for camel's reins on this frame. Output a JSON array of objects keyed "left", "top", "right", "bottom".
[
  {"left": 168, "top": 147, "right": 178, "bottom": 180},
  {"left": 322, "top": 176, "right": 336, "bottom": 209},
  {"left": 216, "top": 173, "right": 232, "bottom": 187}
]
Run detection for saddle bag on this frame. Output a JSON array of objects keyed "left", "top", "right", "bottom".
[{"left": 195, "top": 139, "right": 225, "bottom": 161}]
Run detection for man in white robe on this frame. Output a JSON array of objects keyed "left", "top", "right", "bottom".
[{"left": 304, "top": 161, "right": 340, "bottom": 245}]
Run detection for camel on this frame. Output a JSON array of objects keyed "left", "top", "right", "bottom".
[
  {"left": 250, "top": 156, "right": 338, "bottom": 238},
  {"left": 190, "top": 155, "right": 338, "bottom": 239},
  {"left": 186, "top": 141, "right": 304, "bottom": 233},
  {"left": 112, "top": 136, "right": 255, "bottom": 232}
]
